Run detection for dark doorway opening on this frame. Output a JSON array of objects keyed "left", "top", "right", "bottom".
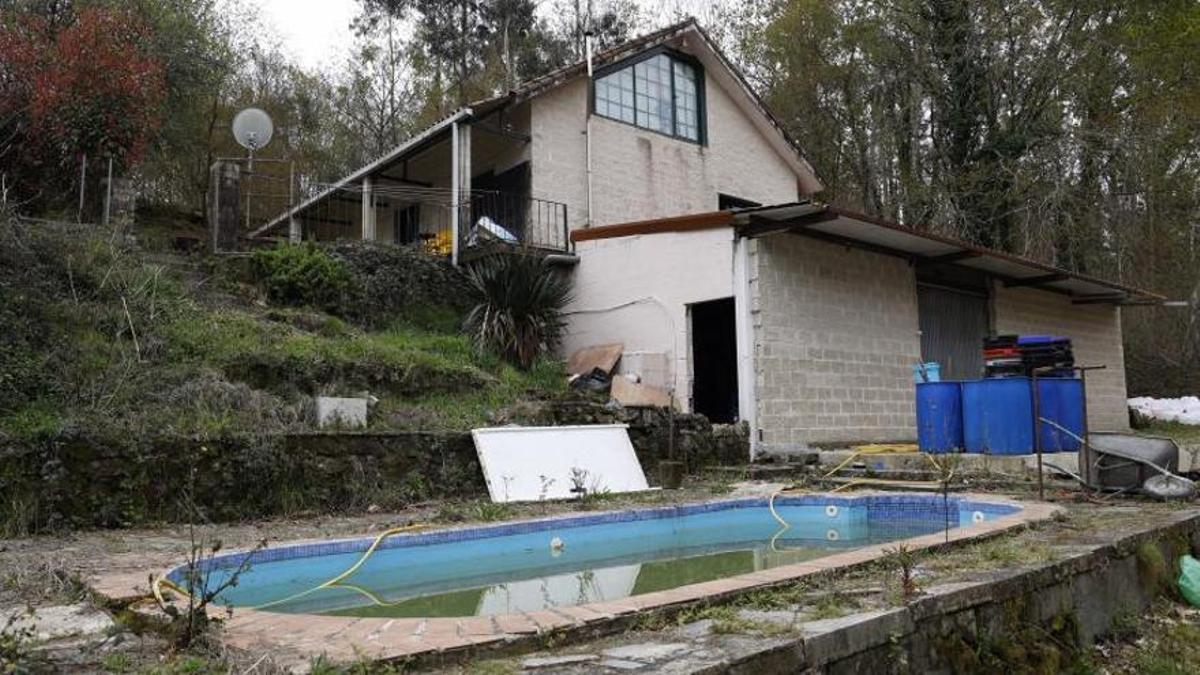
[
  {"left": 718, "top": 193, "right": 760, "bottom": 210},
  {"left": 691, "top": 297, "right": 739, "bottom": 423}
]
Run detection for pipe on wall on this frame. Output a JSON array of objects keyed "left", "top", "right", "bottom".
[{"left": 584, "top": 30, "right": 595, "bottom": 228}]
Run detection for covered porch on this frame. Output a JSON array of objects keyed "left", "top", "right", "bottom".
[{"left": 253, "top": 107, "right": 570, "bottom": 263}]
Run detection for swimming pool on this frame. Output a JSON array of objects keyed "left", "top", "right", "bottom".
[{"left": 172, "top": 495, "right": 1021, "bottom": 619}]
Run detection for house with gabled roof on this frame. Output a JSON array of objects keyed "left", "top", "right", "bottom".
[{"left": 257, "top": 18, "right": 1164, "bottom": 457}]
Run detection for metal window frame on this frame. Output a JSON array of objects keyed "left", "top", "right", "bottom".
[{"left": 590, "top": 46, "right": 708, "bottom": 146}]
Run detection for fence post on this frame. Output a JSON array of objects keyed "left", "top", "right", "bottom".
[
  {"left": 209, "top": 161, "right": 241, "bottom": 252},
  {"left": 78, "top": 153, "right": 87, "bottom": 223},
  {"left": 103, "top": 157, "right": 113, "bottom": 226}
]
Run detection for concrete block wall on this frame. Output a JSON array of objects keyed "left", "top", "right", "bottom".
[
  {"left": 753, "top": 235, "right": 922, "bottom": 448},
  {"left": 993, "top": 284, "right": 1129, "bottom": 430}
]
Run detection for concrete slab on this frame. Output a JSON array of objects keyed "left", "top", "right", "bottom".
[
  {"left": 818, "top": 450, "right": 1031, "bottom": 476},
  {"left": 522, "top": 654, "right": 600, "bottom": 669},
  {"left": 0, "top": 604, "right": 115, "bottom": 641},
  {"left": 599, "top": 658, "right": 650, "bottom": 670},
  {"left": 315, "top": 397, "right": 368, "bottom": 428},
  {"left": 601, "top": 642, "right": 690, "bottom": 662}
]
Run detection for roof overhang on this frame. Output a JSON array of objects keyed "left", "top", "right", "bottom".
[
  {"left": 250, "top": 108, "right": 472, "bottom": 238},
  {"left": 734, "top": 204, "right": 1165, "bottom": 305}
]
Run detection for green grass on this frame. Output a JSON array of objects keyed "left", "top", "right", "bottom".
[
  {"left": 375, "top": 358, "right": 565, "bottom": 430},
  {"left": 0, "top": 400, "right": 63, "bottom": 438}
]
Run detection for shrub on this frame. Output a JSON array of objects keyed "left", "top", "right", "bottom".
[
  {"left": 323, "top": 240, "right": 472, "bottom": 329},
  {"left": 252, "top": 242, "right": 351, "bottom": 311},
  {"left": 463, "top": 252, "right": 573, "bottom": 370}
]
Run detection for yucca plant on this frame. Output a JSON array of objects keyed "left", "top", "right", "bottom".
[{"left": 463, "top": 252, "right": 573, "bottom": 370}]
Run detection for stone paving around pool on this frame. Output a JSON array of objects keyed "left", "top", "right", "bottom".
[{"left": 88, "top": 492, "right": 1058, "bottom": 671}]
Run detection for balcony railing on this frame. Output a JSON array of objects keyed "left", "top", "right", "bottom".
[{"left": 463, "top": 191, "right": 570, "bottom": 254}]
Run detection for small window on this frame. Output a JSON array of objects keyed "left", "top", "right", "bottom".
[{"left": 594, "top": 50, "right": 704, "bottom": 143}]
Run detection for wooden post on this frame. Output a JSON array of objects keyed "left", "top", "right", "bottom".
[
  {"left": 103, "top": 157, "right": 113, "bottom": 226},
  {"left": 78, "top": 153, "right": 87, "bottom": 223},
  {"left": 209, "top": 161, "right": 241, "bottom": 252}
]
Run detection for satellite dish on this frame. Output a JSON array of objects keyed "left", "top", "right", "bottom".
[{"left": 232, "top": 107, "right": 273, "bottom": 152}]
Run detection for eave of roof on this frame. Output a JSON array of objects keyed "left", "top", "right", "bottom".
[
  {"left": 250, "top": 108, "right": 471, "bottom": 237},
  {"left": 571, "top": 202, "right": 1164, "bottom": 305},
  {"left": 470, "top": 18, "right": 822, "bottom": 193}
]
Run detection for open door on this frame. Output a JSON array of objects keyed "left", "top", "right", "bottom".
[{"left": 690, "top": 297, "right": 739, "bottom": 423}]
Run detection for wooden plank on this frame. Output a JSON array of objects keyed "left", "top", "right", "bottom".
[
  {"left": 570, "top": 211, "right": 735, "bottom": 243},
  {"left": 567, "top": 343, "right": 623, "bottom": 375},
  {"left": 611, "top": 377, "right": 672, "bottom": 408}
]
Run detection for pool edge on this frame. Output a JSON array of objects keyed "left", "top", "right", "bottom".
[{"left": 94, "top": 492, "right": 1061, "bottom": 669}]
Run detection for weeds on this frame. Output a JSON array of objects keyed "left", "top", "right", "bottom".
[
  {"left": 884, "top": 544, "right": 922, "bottom": 602},
  {"left": 151, "top": 479, "right": 267, "bottom": 650},
  {"left": 435, "top": 501, "right": 514, "bottom": 523}
]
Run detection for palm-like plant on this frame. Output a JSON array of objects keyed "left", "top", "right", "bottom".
[{"left": 463, "top": 252, "right": 573, "bottom": 370}]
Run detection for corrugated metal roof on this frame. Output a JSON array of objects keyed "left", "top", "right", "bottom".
[{"left": 737, "top": 203, "right": 1163, "bottom": 304}]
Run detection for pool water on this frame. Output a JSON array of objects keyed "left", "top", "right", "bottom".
[{"left": 183, "top": 496, "right": 1017, "bottom": 618}]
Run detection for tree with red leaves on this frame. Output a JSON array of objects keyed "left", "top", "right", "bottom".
[{"left": 0, "top": 7, "right": 165, "bottom": 204}]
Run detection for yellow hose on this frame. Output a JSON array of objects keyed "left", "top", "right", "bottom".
[
  {"left": 252, "top": 523, "right": 427, "bottom": 610},
  {"left": 152, "top": 523, "right": 429, "bottom": 612}
]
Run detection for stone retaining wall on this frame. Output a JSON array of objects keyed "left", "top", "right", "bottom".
[
  {"left": 737, "top": 509, "right": 1200, "bottom": 673},
  {"left": 0, "top": 402, "right": 748, "bottom": 531}
]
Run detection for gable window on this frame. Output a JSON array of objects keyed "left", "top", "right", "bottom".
[{"left": 594, "top": 50, "right": 704, "bottom": 143}]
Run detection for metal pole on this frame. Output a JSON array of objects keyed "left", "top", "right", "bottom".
[
  {"left": 288, "top": 161, "right": 298, "bottom": 244},
  {"left": 245, "top": 150, "right": 254, "bottom": 232},
  {"left": 1079, "top": 368, "right": 1092, "bottom": 491},
  {"left": 1032, "top": 370, "right": 1044, "bottom": 500},
  {"left": 1075, "top": 365, "right": 1106, "bottom": 491},
  {"left": 450, "top": 121, "right": 460, "bottom": 265},
  {"left": 78, "top": 153, "right": 87, "bottom": 223},
  {"left": 103, "top": 157, "right": 113, "bottom": 226}
]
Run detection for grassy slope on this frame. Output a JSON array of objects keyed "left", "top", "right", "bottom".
[{"left": 0, "top": 220, "right": 564, "bottom": 441}]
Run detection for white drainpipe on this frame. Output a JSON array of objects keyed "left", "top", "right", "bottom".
[
  {"left": 733, "top": 235, "right": 759, "bottom": 460},
  {"left": 584, "top": 30, "right": 595, "bottom": 228}
]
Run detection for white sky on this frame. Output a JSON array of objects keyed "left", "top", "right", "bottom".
[
  {"left": 245, "top": 0, "right": 723, "bottom": 71},
  {"left": 249, "top": 0, "right": 360, "bottom": 70}
]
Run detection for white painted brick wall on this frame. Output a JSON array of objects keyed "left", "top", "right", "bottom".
[
  {"left": 530, "top": 69, "right": 802, "bottom": 229},
  {"left": 992, "top": 284, "right": 1129, "bottom": 431},
  {"left": 754, "top": 236, "right": 922, "bottom": 448}
]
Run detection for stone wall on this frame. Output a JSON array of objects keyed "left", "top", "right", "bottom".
[
  {"left": 0, "top": 432, "right": 482, "bottom": 531},
  {"left": 494, "top": 394, "right": 750, "bottom": 472},
  {"left": 0, "top": 405, "right": 748, "bottom": 531},
  {"left": 753, "top": 235, "right": 922, "bottom": 449},
  {"left": 993, "top": 283, "right": 1129, "bottom": 430},
  {"left": 776, "top": 511, "right": 1200, "bottom": 673}
]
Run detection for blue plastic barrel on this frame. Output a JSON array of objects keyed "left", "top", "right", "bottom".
[
  {"left": 1036, "top": 378, "right": 1084, "bottom": 452},
  {"left": 916, "top": 382, "right": 963, "bottom": 453},
  {"left": 961, "top": 378, "right": 1034, "bottom": 455}
]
